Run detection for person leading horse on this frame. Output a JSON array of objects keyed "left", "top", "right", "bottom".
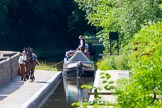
[{"left": 18, "top": 47, "right": 39, "bottom": 82}]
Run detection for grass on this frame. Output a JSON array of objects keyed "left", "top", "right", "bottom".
[
  {"left": 97, "top": 54, "right": 130, "bottom": 70},
  {"left": 35, "top": 61, "right": 57, "bottom": 71}
]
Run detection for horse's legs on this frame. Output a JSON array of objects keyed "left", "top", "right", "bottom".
[
  {"left": 30, "top": 68, "right": 35, "bottom": 82},
  {"left": 25, "top": 71, "right": 29, "bottom": 80},
  {"left": 22, "top": 72, "right": 26, "bottom": 81},
  {"left": 25, "top": 65, "right": 30, "bottom": 80},
  {"left": 23, "top": 65, "right": 26, "bottom": 81},
  {"left": 25, "top": 62, "right": 36, "bottom": 82}
]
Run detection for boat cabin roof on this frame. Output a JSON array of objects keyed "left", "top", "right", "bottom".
[{"left": 68, "top": 51, "right": 91, "bottom": 62}]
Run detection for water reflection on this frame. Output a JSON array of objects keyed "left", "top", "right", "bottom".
[
  {"left": 63, "top": 77, "right": 94, "bottom": 107},
  {"left": 42, "top": 76, "right": 94, "bottom": 108}
]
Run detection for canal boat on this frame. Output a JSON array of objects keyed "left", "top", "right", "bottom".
[{"left": 62, "top": 50, "right": 95, "bottom": 77}]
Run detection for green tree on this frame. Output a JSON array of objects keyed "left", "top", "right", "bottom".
[
  {"left": 0, "top": 0, "right": 97, "bottom": 61},
  {"left": 74, "top": 0, "right": 162, "bottom": 52},
  {"left": 74, "top": 0, "right": 162, "bottom": 107},
  {"left": 117, "top": 22, "right": 162, "bottom": 108},
  {"left": 0, "top": 0, "right": 9, "bottom": 31}
]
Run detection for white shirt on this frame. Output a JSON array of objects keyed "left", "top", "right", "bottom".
[
  {"left": 78, "top": 39, "right": 83, "bottom": 49},
  {"left": 18, "top": 56, "right": 26, "bottom": 64}
]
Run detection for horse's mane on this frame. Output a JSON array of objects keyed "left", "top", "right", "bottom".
[
  {"left": 23, "top": 47, "right": 33, "bottom": 61},
  {"left": 24, "top": 47, "right": 32, "bottom": 54}
]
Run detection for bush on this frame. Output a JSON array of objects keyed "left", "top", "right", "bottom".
[
  {"left": 117, "top": 22, "right": 162, "bottom": 108},
  {"left": 97, "top": 54, "right": 130, "bottom": 70}
]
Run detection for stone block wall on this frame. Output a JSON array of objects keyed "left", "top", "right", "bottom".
[{"left": 0, "top": 51, "right": 20, "bottom": 89}]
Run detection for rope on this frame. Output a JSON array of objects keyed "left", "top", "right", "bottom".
[{"left": 51, "top": 60, "right": 64, "bottom": 67}]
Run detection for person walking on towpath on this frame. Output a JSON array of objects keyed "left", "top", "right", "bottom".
[{"left": 18, "top": 51, "right": 27, "bottom": 80}]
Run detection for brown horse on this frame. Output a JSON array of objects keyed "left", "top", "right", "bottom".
[{"left": 24, "top": 47, "right": 39, "bottom": 82}]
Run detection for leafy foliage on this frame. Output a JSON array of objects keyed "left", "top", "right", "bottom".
[
  {"left": 75, "top": 0, "right": 162, "bottom": 52},
  {"left": 117, "top": 22, "right": 162, "bottom": 108},
  {"left": 0, "top": 0, "right": 9, "bottom": 33},
  {"left": 97, "top": 54, "right": 130, "bottom": 70},
  {"left": 74, "top": 0, "right": 162, "bottom": 107},
  {"left": 0, "top": 0, "right": 96, "bottom": 61}
]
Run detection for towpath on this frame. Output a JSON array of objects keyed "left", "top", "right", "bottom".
[
  {"left": 0, "top": 70, "right": 61, "bottom": 108},
  {"left": 89, "top": 70, "right": 130, "bottom": 104}
]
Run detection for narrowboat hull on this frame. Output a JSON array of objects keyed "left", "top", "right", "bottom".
[{"left": 62, "top": 51, "right": 95, "bottom": 77}]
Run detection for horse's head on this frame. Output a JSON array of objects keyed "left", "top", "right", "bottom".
[{"left": 24, "top": 47, "right": 33, "bottom": 61}]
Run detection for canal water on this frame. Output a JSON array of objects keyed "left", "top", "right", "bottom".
[{"left": 41, "top": 76, "right": 94, "bottom": 108}]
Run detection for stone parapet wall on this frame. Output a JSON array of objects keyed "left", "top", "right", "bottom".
[{"left": 0, "top": 51, "right": 20, "bottom": 89}]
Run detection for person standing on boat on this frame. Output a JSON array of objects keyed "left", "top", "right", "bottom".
[{"left": 78, "top": 35, "right": 86, "bottom": 52}]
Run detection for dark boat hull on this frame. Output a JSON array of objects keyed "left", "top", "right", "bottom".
[
  {"left": 63, "top": 67, "right": 95, "bottom": 77},
  {"left": 62, "top": 51, "right": 95, "bottom": 77},
  {"left": 63, "top": 63, "right": 95, "bottom": 77},
  {"left": 62, "top": 70, "right": 95, "bottom": 77}
]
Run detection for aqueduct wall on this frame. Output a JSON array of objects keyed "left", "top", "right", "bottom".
[{"left": 0, "top": 51, "right": 20, "bottom": 89}]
